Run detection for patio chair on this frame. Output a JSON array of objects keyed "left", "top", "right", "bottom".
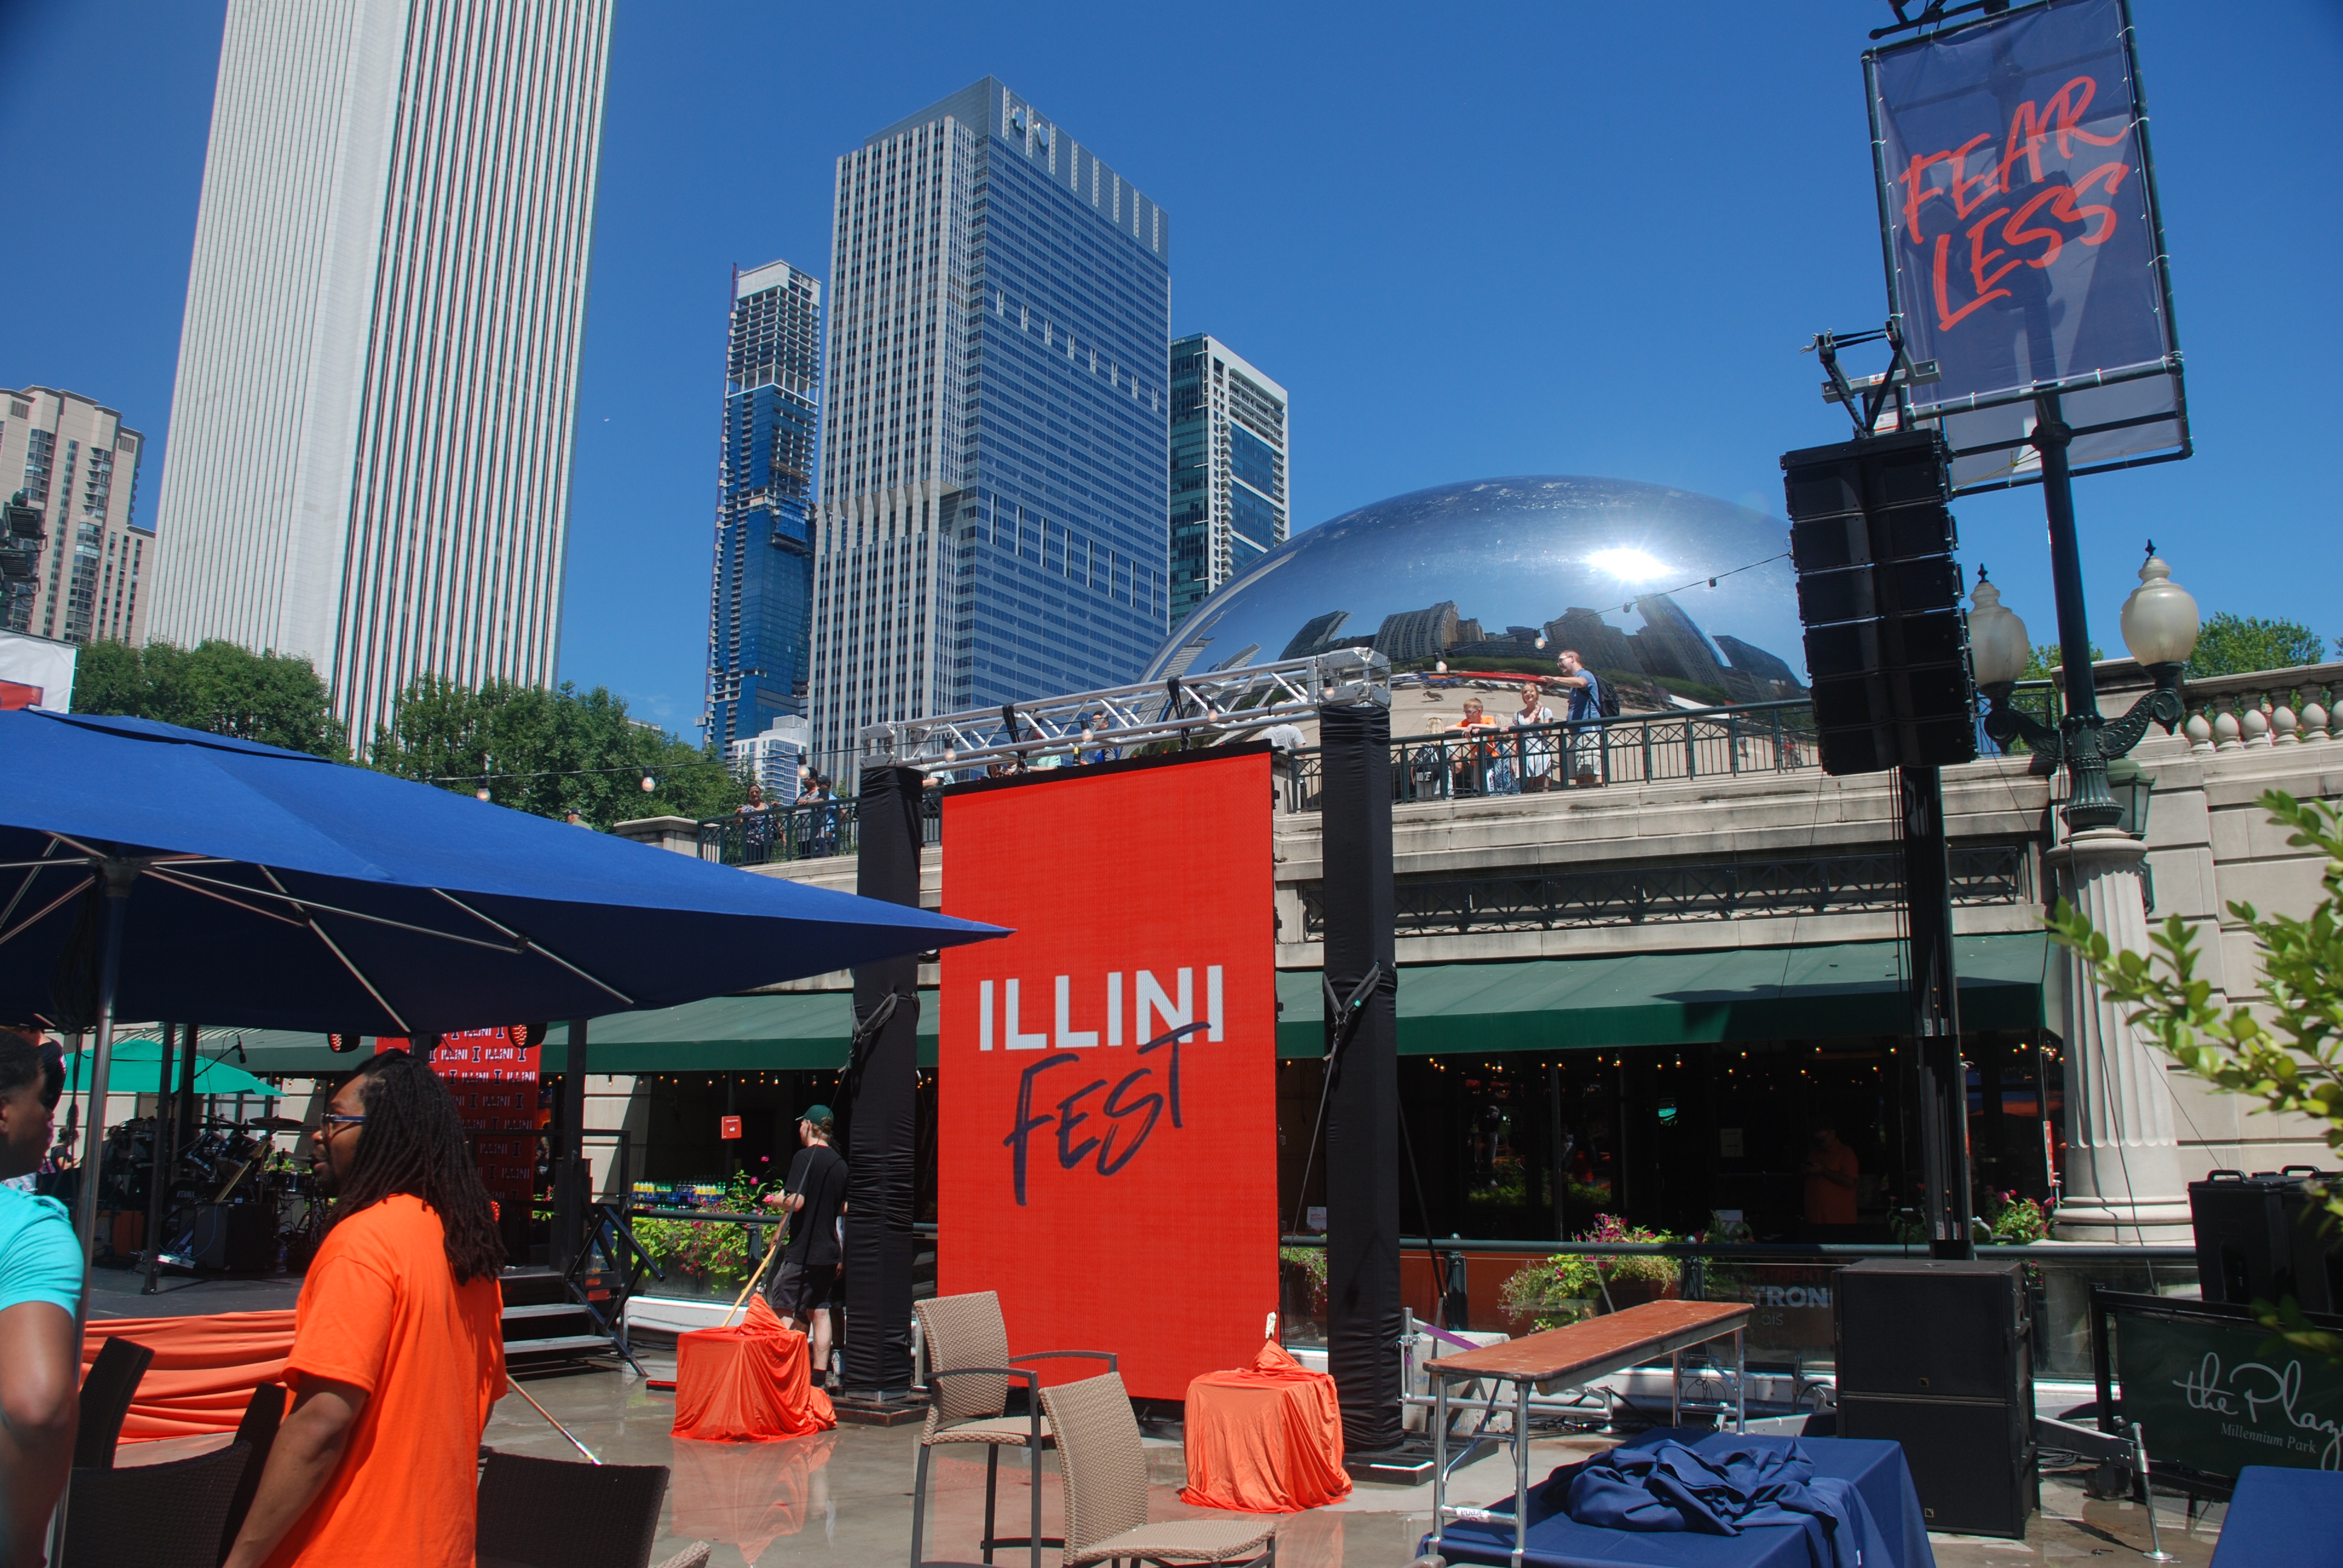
[
  {"left": 909, "top": 1290, "right": 1116, "bottom": 1568},
  {"left": 73, "top": 1335, "right": 156, "bottom": 1468},
  {"left": 218, "top": 1382, "right": 286, "bottom": 1564},
  {"left": 1039, "top": 1371, "right": 1276, "bottom": 1567},
  {"left": 474, "top": 1449, "right": 674, "bottom": 1568},
  {"left": 61, "top": 1440, "right": 250, "bottom": 1568}
]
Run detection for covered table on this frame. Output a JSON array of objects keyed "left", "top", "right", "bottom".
[
  {"left": 1431, "top": 1430, "right": 1933, "bottom": 1568},
  {"left": 1430, "top": 1302, "right": 1754, "bottom": 1567},
  {"left": 1179, "top": 1340, "right": 1350, "bottom": 1512},
  {"left": 82, "top": 1310, "right": 295, "bottom": 1442},
  {"left": 670, "top": 1295, "right": 837, "bottom": 1442}
]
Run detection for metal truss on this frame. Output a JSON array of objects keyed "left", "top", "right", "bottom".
[{"left": 859, "top": 648, "right": 1391, "bottom": 771}]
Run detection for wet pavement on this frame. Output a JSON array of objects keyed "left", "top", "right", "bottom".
[{"left": 123, "top": 1353, "right": 2230, "bottom": 1566}]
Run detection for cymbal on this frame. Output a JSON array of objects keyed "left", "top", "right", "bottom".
[{"left": 242, "top": 1117, "right": 309, "bottom": 1132}]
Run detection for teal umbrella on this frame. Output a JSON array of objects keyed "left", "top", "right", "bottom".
[{"left": 67, "top": 1037, "right": 277, "bottom": 1099}]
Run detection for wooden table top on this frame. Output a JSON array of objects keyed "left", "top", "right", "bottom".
[{"left": 1427, "top": 1300, "right": 1754, "bottom": 1392}]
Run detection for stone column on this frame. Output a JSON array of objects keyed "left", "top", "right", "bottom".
[{"left": 2046, "top": 827, "right": 2191, "bottom": 1241}]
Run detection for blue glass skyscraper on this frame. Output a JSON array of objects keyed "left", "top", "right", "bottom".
[
  {"left": 809, "top": 79, "right": 1171, "bottom": 762},
  {"left": 707, "top": 259, "right": 822, "bottom": 752}
]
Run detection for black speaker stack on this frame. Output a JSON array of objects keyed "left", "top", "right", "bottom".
[
  {"left": 1835, "top": 1258, "right": 2036, "bottom": 1537},
  {"left": 2190, "top": 1167, "right": 2343, "bottom": 1313},
  {"left": 1782, "top": 428, "right": 1978, "bottom": 776}
]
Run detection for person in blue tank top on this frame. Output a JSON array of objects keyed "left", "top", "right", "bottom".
[{"left": 0, "top": 1026, "right": 77, "bottom": 1567}]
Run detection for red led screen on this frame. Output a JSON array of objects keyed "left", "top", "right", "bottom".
[{"left": 939, "top": 748, "right": 1278, "bottom": 1399}]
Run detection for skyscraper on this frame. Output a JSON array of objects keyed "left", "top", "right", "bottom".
[
  {"left": 147, "top": 0, "right": 613, "bottom": 749},
  {"left": 809, "top": 79, "right": 1172, "bottom": 762},
  {"left": 1168, "top": 335, "right": 1288, "bottom": 628},
  {"left": 707, "top": 259, "right": 822, "bottom": 753},
  {"left": 1, "top": 387, "right": 152, "bottom": 645}
]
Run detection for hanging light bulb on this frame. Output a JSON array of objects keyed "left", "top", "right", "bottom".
[
  {"left": 476, "top": 785, "right": 491, "bottom": 802},
  {"left": 641, "top": 774, "right": 657, "bottom": 792}
]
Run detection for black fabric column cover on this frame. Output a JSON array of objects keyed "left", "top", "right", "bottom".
[
  {"left": 843, "top": 765, "right": 923, "bottom": 1393},
  {"left": 1319, "top": 702, "right": 1403, "bottom": 1452}
]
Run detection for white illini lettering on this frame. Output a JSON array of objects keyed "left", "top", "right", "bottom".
[
  {"left": 1055, "top": 974, "right": 1098, "bottom": 1049},
  {"left": 980, "top": 979, "right": 994, "bottom": 1051},
  {"left": 1208, "top": 965, "right": 1224, "bottom": 1041},
  {"left": 1107, "top": 972, "right": 1124, "bottom": 1046},
  {"left": 1138, "top": 968, "right": 1192, "bottom": 1042},
  {"left": 1003, "top": 978, "right": 1049, "bottom": 1050}
]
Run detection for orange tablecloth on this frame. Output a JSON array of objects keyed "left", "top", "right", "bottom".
[
  {"left": 670, "top": 1295, "right": 837, "bottom": 1442},
  {"left": 1179, "top": 1341, "right": 1349, "bottom": 1513},
  {"left": 82, "top": 1310, "right": 297, "bottom": 1442}
]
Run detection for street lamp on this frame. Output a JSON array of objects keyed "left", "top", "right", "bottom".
[{"left": 1972, "top": 545, "right": 2199, "bottom": 831}]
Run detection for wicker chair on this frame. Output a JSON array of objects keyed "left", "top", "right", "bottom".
[
  {"left": 217, "top": 1382, "right": 287, "bottom": 1564},
  {"left": 61, "top": 1440, "right": 250, "bottom": 1568},
  {"left": 1040, "top": 1371, "right": 1276, "bottom": 1567},
  {"left": 909, "top": 1290, "right": 1116, "bottom": 1568},
  {"left": 73, "top": 1336, "right": 156, "bottom": 1468},
  {"left": 474, "top": 1449, "right": 675, "bottom": 1568}
]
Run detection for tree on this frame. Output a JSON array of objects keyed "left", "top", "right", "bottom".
[
  {"left": 72, "top": 639, "right": 347, "bottom": 759},
  {"left": 2050, "top": 789, "right": 2343, "bottom": 1356},
  {"left": 370, "top": 676, "right": 742, "bottom": 828},
  {"left": 2185, "top": 612, "right": 2327, "bottom": 679},
  {"left": 2019, "top": 641, "right": 2103, "bottom": 681}
]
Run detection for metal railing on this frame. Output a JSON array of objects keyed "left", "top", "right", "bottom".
[
  {"left": 695, "top": 794, "right": 942, "bottom": 867},
  {"left": 1283, "top": 699, "right": 1823, "bottom": 811}
]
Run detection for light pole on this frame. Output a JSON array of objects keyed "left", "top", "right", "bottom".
[{"left": 1964, "top": 439, "right": 2203, "bottom": 1241}]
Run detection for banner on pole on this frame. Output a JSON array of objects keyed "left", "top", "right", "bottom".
[
  {"left": 1866, "top": 0, "right": 2187, "bottom": 492},
  {"left": 938, "top": 748, "right": 1279, "bottom": 1400},
  {"left": 381, "top": 1026, "right": 548, "bottom": 1203}
]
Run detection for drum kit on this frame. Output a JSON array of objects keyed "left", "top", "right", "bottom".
[{"left": 98, "top": 1112, "right": 326, "bottom": 1275}]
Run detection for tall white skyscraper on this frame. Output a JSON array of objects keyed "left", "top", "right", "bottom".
[
  {"left": 1167, "top": 334, "right": 1288, "bottom": 629},
  {"left": 148, "top": 0, "right": 612, "bottom": 748},
  {"left": 2, "top": 387, "right": 152, "bottom": 646}
]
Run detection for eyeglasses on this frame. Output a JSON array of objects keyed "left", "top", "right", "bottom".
[{"left": 320, "top": 1114, "right": 367, "bottom": 1132}]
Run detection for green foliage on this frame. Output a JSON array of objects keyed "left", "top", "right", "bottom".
[
  {"left": 2049, "top": 788, "right": 2343, "bottom": 1359},
  {"left": 626, "top": 1168, "right": 784, "bottom": 1289},
  {"left": 1980, "top": 1190, "right": 2048, "bottom": 1244},
  {"left": 370, "top": 676, "right": 742, "bottom": 828},
  {"left": 1499, "top": 1214, "right": 1680, "bottom": 1330},
  {"left": 2020, "top": 641, "right": 2103, "bottom": 681},
  {"left": 1279, "top": 1246, "right": 1329, "bottom": 1318},
  {"left": 72, "top": 639, "right": 347, "bottom": 759},
  {"left": 2185, "top": 612, "right": 2328, "bottom": 679}
]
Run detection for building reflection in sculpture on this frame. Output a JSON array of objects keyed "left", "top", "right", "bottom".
[{"left": 1149, "top": 475, "right": 1807, "bottom": 708}]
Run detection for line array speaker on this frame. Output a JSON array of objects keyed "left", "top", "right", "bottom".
[
  {"left": 1781, "top": 428, "right": 1978, "bottom": 776},
  {"left": 1836, "top": 1258, "right": 2036, "bottom": 1538}
]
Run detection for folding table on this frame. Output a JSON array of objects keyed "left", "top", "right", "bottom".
[{"left": 1428, "top": 1301, "right": 1754, "bottom": 1568}]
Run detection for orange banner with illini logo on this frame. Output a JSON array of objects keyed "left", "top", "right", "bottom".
[{"left": 939, "top": 747, "right": 1279, "bottom": 1400}]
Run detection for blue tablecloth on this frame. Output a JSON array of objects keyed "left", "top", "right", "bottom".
[
  {"left": 2211, "top": 1466, "right": 2343, "bottom": 1568},
  {"left": 1432, "top": 1430, "right": 1935, "bottom": 1568}
]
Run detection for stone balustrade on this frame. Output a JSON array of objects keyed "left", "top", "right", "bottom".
[{"left": 2180, "top": 661, "right": 2343, "bottom": 752}]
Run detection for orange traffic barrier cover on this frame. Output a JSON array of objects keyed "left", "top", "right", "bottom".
[
  {"left": 82, "top": 1310, "right": 297, "bottom": 1442},
  {"left": 670, "top": 1295, "right": 837, "bottom": 1443},
  {"left": 1179, "top": 1339, "right": 1350, "bottom": 1514}
]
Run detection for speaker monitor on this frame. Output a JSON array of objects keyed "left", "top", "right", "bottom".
[
  {"left": 2190, "top": 1168, "right": 2342, "bottom": 1315},
  {"left": 1836, "top": 1259, "right": 2034, "bottom": 1538},
  {"left": 189, "top": 1203, "right": 276, "bottom": 1273}
]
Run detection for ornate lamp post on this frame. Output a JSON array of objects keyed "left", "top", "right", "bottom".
[{"left": 1967, "top": 532, "right": 2202, "bottom": 1241}]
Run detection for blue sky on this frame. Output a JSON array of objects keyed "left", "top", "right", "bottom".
[{"left": 3, "top": 1, "right": 2336, "bottom": 735}]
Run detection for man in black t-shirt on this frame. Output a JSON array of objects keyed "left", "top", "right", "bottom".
[{"left": 764, "top": 1103, "right": 847, "bottom": 1387}]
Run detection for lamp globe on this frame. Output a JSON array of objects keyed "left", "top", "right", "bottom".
[
  {"left": 1967, "top": 570, "right": 2031, "bottom": 689},
  {"left": 2119, "top": 549, "right": 2200, "bottom": 670}
]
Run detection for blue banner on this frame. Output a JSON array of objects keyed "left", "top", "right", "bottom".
[{"left": 1867, "top": 0, "right": 2186, "bottom": 491}]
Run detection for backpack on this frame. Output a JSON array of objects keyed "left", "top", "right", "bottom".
[{"left": 1592, "top": 673, "right": 1621, "bottom": 719}]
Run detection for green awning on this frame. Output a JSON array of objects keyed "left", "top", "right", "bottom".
[
  {"left": 1273, "top": 934, "right": 2048, "bottom": 1057},
  {"left": 222, "top": 935, "right": 2046, "bottom": 1077},
  {"left": 66, "top": 1038, "right": 279, "bottom": 1098},
  {"left": 222, "top": 993, "right": 939, "bottom": 1077}
]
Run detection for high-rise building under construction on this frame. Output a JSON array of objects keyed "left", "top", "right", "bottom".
[{"left": 707, "top": 260, "right": 822, "bottom": 753}]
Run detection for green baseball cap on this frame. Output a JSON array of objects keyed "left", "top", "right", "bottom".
[{"left": 799, "top": 1104, "right": 835, "bottom": 1132}]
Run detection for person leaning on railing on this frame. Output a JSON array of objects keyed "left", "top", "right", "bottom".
[
  {"left": 736, "top": 782, "right": 776, "bottom": 864},
  {"left": 1511, "top": 683, "right": 1556, "bottom": 792},
  {"left": 1552, "top": 650, "right": 1604, "bottom": 787},
  {"left": 1446, "top": 696, "right": 1505, "bottom": 796}
]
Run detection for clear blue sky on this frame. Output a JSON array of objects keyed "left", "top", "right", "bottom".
[{"left": 4, "top": 1, "right": 2336, "bottom": 735}]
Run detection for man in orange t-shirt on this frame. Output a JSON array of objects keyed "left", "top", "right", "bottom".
[{"left": 224, "top": 1051, "right": 507, "bottom": 1568}]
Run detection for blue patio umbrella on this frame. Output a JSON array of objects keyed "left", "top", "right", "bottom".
[{"left": 0, "top": 708, "right": 1004, "bottom": 1264}]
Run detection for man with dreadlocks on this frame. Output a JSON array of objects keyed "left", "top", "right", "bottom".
[{"left": 224, "top": 1050, "right": 507, "bottom": 1568}]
